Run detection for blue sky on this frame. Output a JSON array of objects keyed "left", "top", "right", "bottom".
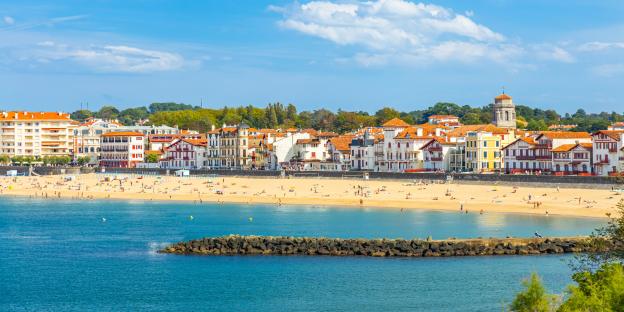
[{"left": 1, "top": 0, "right": 624, "bottom": 114}]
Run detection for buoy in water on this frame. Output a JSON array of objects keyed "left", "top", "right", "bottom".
[
  {"left": 189, "top": 215, "right": 194, "bottom": 220},
  {"left": 101, "top": 218, "right": 106, "bottom": 222},
  {"left": 248, "top": 217, "right": 253, "bottom": 222}
]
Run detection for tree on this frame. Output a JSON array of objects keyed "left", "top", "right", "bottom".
[
  {"left": 148, "top": 102, "right": 195, "bottom": 113},
  {"left": 510, "top": 273, "right": 558, "bottom": 312},
  {"left": 118, "top": 107, "right": 149, "bottom": 125},
  {"left": 558, "top": 263, "right": 624, "bottom": 312},
  {"left": 527, "top": 119, "right": 548, "bottom": 131},
  {"left": 374, "top": 107, "right": 401, "bottom": 124},
  {"left": 95, "top": 106, "right": 120, "bottom": 120},
  {"left": 575, "top": 199, "right": 624, "bottom": 271},
  {"left": 70, "top": 109, "right": 94, "bottom": 122},
  {"left": 0, "top": 155, "right": 10, "bottom": 165},
  {"left": 145, "top": 153, "right": 160, "bottom": 163},
  {"left": 76, "top": 156, "right": 91, "bottom": 166}
]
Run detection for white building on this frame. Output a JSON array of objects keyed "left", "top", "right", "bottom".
[
  {"left": 551, "top": 143, "right": 593, "bottom": 175},
  {"left": 0, "top": 111, "right": 75, "bottom": 158},
  {"left": 377, "top": 118, "right": 411, "bottom": 172},
  {"left": 533, "top": 132, "right": 592, "bottom": 172},
  {"left": 383, "top": 122, "right": 446, "bottom": 172},
  {"left": 592, "top": 130, "right": 624, "bottom": 176},
  {"left": 502, "top": 137, "right": 539, "bottom": 174},
  {"left": 421, "top": 137, "right": 456, "bottom": 172},
  {"left": 160, "top": 138, "right": 208, "bottom": 169},
  {"left": 99, "top": 132, "right": 145, "bottom": 168},
  {"left": 266, "top": 132, "right": 311, "bottom": 170},
  {"left": 350, "top": 130, "right": 380, "bottom": 171},
  {"left": 72, "top": 118, "right": 123, "bottom": 164}
]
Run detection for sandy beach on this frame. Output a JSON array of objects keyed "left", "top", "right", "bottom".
[{"left": 0, "top": 173, "right": 621, "bottom": 218}]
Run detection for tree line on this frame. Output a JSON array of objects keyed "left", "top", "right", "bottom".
[{"left": 69, "top": 101, "right": 624, "bottom": 133}]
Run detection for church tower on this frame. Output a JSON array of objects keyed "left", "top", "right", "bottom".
[{"left": 492, "top": 93, "right": 516, "bottom": 129}]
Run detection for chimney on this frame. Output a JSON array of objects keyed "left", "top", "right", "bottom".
[{"left": 211, "top": 124, "right": 215, "bottom": 131}]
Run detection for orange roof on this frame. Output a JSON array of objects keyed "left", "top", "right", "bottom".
[
  {"left": 328, "top": 135, "right": 355, "bottom": 152},
  {"left": 382, "top": 118, "right": 410, "bottom": 128},
  {"left": 102, "top": 131, "right": 143, "bottom": 137},
  {"left": 0, "top": 111, "right": 72, "bottom": 121},
  {"left": 593, "top": 130, "right": 624, "bottom": 141},
  {"left": 181, "top": 139, "right": 207, "bottom": 146},
  {"left": 258, "top": 128, "right": 278, "bottom": 134},
  {"left": 552, "top": 143, "right": 592, "bottom": 152},
  {"left": 502, "top": 137, "right": 537, "bottom": 150},
  {"left": 296, "top": 138, "right": 316, "bottom": 145},
  {"left": 316, "top": 131, "right": 338, "bottom": 138},
  {"left": 447, "top": 124, "right": 509, "bottom": 137},
  {"left": 420, "top": 137, "right": 455, "bottom": 150},
  {"left": 495, "top": 93, "right": 512, "bottom": 100},
  {"left": 536, "top": 131, "right": 591, "bottom": 140}
]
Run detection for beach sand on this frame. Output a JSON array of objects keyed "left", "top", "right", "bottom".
[{"left": 0, "top": 173, "right": 621, "bottom": 218}]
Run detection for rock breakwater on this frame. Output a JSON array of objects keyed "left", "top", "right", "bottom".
[{"left": 159, "top": 235, "right": 597, "bottom": 257}]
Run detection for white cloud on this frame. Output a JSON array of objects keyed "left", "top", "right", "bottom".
[
  {"left": 273, "top": 0, "right": 513, "bottom": 65},
  {"left": 578, "top": 41, "right": 624, "bottom": 52},
  {"left": 533, "top": 45, "right": 575, "bottom": 63},
  {"left": 3, "top": 16, "right": 15, "bottom": 25},
  {"left": 591, "top": 63, "right": 624, "bottom": 77},
  {"left": 19, "top": 42, "right": 186, "bottom": 73}
]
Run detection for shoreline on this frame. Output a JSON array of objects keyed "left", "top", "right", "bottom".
[{"left": 0, "top": 174, "right": 620, "bottom": 219}]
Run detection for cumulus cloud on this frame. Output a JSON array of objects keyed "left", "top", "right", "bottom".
[
  {"left": 3, "top": 16, "right": 15, "bottom": 25},
  {"left": 18, "top": 41, "right": 186, "bottom": 73},
  {"left": 272, "top": 0, "right": 515, "bottom": 66}
]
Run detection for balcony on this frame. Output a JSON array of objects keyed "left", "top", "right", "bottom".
[
  {"left": 597, "top": 159, "right": 610, "bottom": 164},
  {"left": 428, "top": 146, "right": 442, "bottom": 152},
  {"left": 609, "top": 148, "right": 618, "bottom": 153},
  {"left": 534, "top": 155, "right": 551, "bottom": 160},
  {"left": 516, "top": 155, "right": 535, "bottom": 160},
  {"left": 430, "top": 157, "right": 443, "bottom": 162}
]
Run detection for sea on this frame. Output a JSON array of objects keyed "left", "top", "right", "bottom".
[{"left": 0, "top": 197, "right": 607, "bottom": 311}]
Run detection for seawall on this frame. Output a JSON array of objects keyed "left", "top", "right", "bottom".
[{"left": 159, "top": 235, "right": 599, "bottom": 257}]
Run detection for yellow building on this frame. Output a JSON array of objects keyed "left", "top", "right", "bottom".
[{"left": 464, "top": 127, "right": 517, "bottom": 173}]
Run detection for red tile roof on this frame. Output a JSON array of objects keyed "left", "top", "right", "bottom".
[
  {"left": 102, "top": 131, "right": 143, "bottom": 137},
  {"left": 382, "top": 118, "right": 410, "bottom": 128},
  {"left": 0, "top": 111, "right": 72, "bottom": 121}
]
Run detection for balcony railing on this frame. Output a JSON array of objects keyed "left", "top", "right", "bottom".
[
  {"left": 516, "top": 155, "right": 535, "bottom": 160},
  {"left": 430, "top": 157, "right": 443, "bottom": 161},
  {"left": 534, "top": 155, "right": 551, "bottom": 160}
]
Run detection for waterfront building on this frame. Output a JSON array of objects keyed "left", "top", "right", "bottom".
[
  {"left": 350, "top": 129, "right": 380, "bottom": 171},
  {"left": 389, "top": 124, "right": 446, "bottom": 172},
  {"left": 325, "top": 135, "right": 355, "bottom": 171},
  {"left": 465, "top": 130, "right": 503, "bottom": 173},
  {"left": 266, "top": 132, "right": 311, "bottom": 170},
  {"left": 0, "top": 111, "right": 75, "bottom": 158},
  {"left": 160, "top": 138, "right": 208, "bottom": 169},
  {"left": 205, "top": 124, "right": 251, "bottom": 169},
  {"left": 99, "top": 132, "right": 144, "bottom": 168},
  {"left": 551, "top": 143, "right": 593, "bottom": 175},
  {"left": 502, "top": 137, "right": 539, "bottom": 174},
  {"left": 72, "top": 118, "right": 123, "bottom": 164},
  {"left": 591, "top": 130, "right": 624, "bottom": 176},
  {"left": 377, "top": 118, "right": 411, "bottom": 172},
  {"left": 532, "top": 132, "right": 592, "bottom": 172},
  {"left": 420, "top": 137, "right": 456, "bottom": 172},
  {"left": 147, "top": 133, "right": 205, "bottom": 152}
]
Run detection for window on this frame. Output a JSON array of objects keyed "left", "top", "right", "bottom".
[
  {"left": 483, "top": 151, "right": 487, "bottom": 158},
  {"left": 483, "top": 141, "right": 487, "bottom": 147}
]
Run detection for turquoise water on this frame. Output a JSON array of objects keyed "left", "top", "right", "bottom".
[{"left": 0, "top": 198, "right": 606, "bottom": 311}]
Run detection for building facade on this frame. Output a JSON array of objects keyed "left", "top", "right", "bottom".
[
  {"left": 492, "top": 93, "right": 516, "bottom": 129},
  {"left": 99, "top": 132, "right": 145, "bottom": 168},
  {"left": 0, "top": 111, "right": 75, "bottom": 158}
]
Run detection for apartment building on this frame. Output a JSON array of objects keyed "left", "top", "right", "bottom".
[
  {"left": 502, "top": 137, "right": 539, "bottom": 173},
  {"left": 465, "top": 131, "right": 503, "bottom": 173},
  {"left": 206, "top": 124, "right": 251, "bottom": 169},
  {"left": 0, "top": 111, "right": 75, "bottom": 157},
  {"left": 350, "top": 130, "right": 380, "bottom": 171},
  {"left": 592, "top": 130, "right": 624, "bottom": 176},
  {"left": 99, "top": 132, "right": 144, "bottom": 168},
  {"left": 72, "top": 118, "right": 123, "bottom": 164}
]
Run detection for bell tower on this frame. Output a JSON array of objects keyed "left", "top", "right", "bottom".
[{"left": 492, "top": 92, "right": 516, "bottom": 129}]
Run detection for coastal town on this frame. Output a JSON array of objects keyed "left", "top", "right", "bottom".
[{"left": 2, "top": 93, "right": 623, "bottom": 177}]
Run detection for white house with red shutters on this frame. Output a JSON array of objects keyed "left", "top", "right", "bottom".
[
  {"left": 420, "top": 137, "right": 456, "bottom": 171},
  {"left": 502, "top": 137, "right": 539, "bottom": 173},
  {"left": 160, "top": 138, "right": 208, "bottom": 170},
  {"left": 592, "top": 130, "right": 624, "bottom": 176},
  {"left": 551, "top": 143, "right": 593, "bottom": 175}
]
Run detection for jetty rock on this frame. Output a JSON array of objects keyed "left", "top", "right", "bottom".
[{"left": 159, "top": 235, "right": 602, "bottom": 257}]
